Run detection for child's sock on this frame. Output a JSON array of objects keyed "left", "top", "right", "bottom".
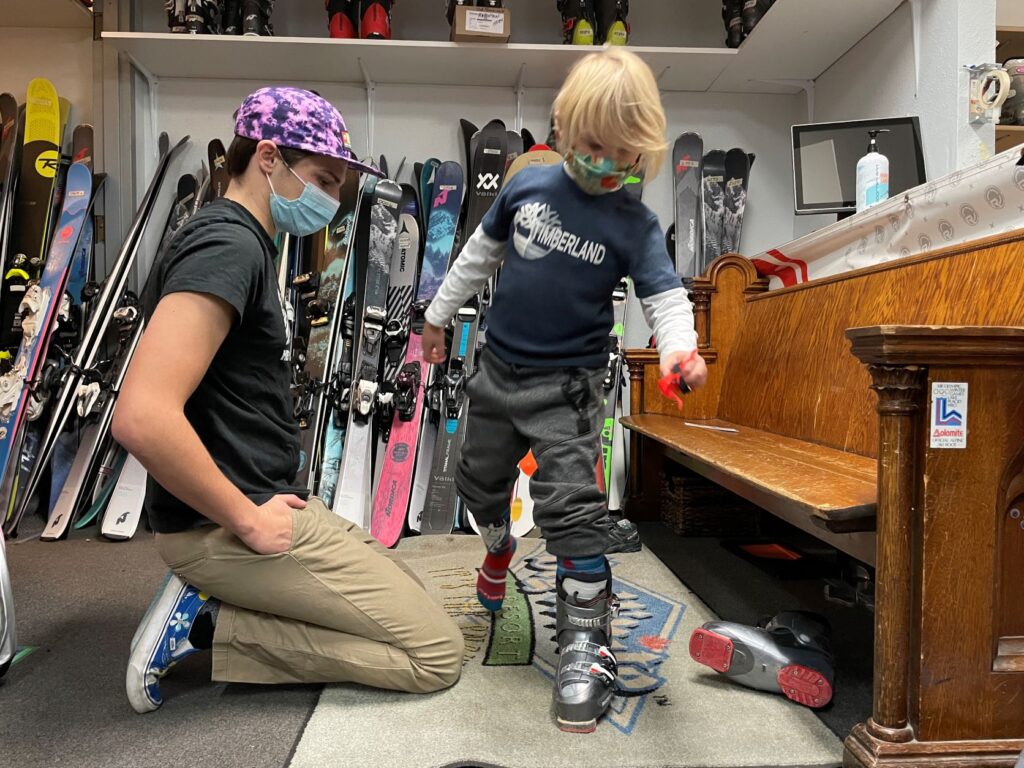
[
  {"left": 477, "top": 520, "right": 516, "bottom": 612},
  {"left": 557, "top": 554, "right": 611, "bottom": 603}
]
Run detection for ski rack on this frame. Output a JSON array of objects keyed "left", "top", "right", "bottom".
[{"left": 7, "top": 135, "right": 189, "bottom": 533}]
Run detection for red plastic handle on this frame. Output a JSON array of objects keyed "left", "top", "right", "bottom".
[{"left": 657, "top": 350, "right": 698, "bottom": 410}]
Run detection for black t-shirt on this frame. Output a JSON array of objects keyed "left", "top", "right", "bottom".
[{"left": 142, "top": 198, "right": 305, "bottom": 533}]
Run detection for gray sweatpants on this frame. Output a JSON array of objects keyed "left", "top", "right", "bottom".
[{"left": 455, "top": 346, "right": 610, "bottom": 557}]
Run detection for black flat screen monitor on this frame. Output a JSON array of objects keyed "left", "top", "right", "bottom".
[{"left": 792, "top": 116, "right": 926, "bottom": 215}]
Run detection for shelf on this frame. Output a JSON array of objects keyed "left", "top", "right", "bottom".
[
  {"left": 997, "top": 26, "right": 1024, "bottom": 61},
  {"left": 997, "top": 125, "right": 1024, "bottom": 153},
  {"left": 6, "top": 0, "right": 92, "bottom": 30},
  {"left": 101, "top": 33, "right": 735, "bottom": 92},
  {"left": 710, "top": 0, "right": 904, "bottom": 92},
  {"left": 102, "top": 0, "right": 905, "bottom": 94}
]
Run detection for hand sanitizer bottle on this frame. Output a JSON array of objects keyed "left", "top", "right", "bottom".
[{"left": 855, "top": 129, "right": 890, "bottom": 213}]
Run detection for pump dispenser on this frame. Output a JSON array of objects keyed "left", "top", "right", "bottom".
[{"left": 855, "top": 128, "right": 890, "bottom": 213}]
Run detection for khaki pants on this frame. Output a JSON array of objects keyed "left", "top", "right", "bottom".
[{"left": 154, "top": 498, "right": 463, "bottom": 693}]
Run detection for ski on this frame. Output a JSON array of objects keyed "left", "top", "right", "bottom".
[
  {"left": 40, "top": 295, "right": 144, "bottom": 540},
  {"left": 419, "top": 304, "right": 478, "bottom": 535},
  {"left": 701, "top": 148, "right": 727, "bottom": 270},
  {"left": 2, "top": 80, "right": 61, "bottom": 358},
  {"left": 293, "top": 172, "right": 360, "bottom": 490},
  {"left": 100, "top": 452, "right": 148, "bottom": 540},
  {"left": 381, "top": 186, "right": 420, "bottom": 389},
  {"left": 206, "top": 138, "right": 229, "bottom": 202},
  {"left": 599, "top": 278, "right": 628, "bottom": 510},
  {"left": 0, "top": 528, "right": 13, "bottom": 677},
  {"left": 73, "top": 445, "right": 127, "bottom": 531},
  {"left": 722, "top": 147, "right": 751, "bottom": 256},
  {"left": 417, "top": 158, "right": 440, "bottom": 233},
  {"left": 73, "top": 439, "right": 122, "bottom": 530},
  {"left": 671, "top": 133, "right": 703, "bottom": 277},
  {"left": 317, "top": 175, "right": 376, "bottom": 506},
  {"left": 0, "top": 93, "right": 20, "bottom": 282},
  {"left": 332, "top": 179, "right": 403, "bottom": 528}
]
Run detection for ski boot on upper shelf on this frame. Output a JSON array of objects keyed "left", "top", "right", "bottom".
[{"left": 558, "top": 0, "right": 596, "bottom": 45}]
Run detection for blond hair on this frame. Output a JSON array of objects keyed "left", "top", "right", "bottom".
[{"left": 553, "top": 49, "right": 668, "bottom": 180}]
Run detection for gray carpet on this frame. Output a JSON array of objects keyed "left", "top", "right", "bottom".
[
  {"left": 289, "top": 536, "right": 842, "bottom": 768},
  {"left": 0, "top": 519, "right": 322, "bottom": 768}
]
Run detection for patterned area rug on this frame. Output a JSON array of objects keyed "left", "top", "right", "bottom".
[{"left": 288, "top": 536, "right": 842, "bottom": 768}]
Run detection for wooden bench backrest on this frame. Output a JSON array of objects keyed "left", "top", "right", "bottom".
[{"left": 714, "top": 230, "right": 1024, "bottom": 457}]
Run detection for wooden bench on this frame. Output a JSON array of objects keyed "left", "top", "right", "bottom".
[{"left": 622, "top": 231, "right": 1024, "bottom": 767}]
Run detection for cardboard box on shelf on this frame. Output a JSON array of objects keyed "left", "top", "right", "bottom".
[{"left": 450, "top": 5, "right": 511, "bottom": 44}]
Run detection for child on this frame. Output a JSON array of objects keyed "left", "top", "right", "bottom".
[{"left": 421, "top": 49, "right": 707, "bottom": 732}]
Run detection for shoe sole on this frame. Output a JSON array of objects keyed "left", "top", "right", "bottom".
[
  {"left": 125, "top": 574, "right": 189, "bottom": 714},
  {"left": 688, "top": 628, "right": 833, "bottom": 708},
  {"left": 778, "top": 664, "right": 833, "bottom": 708},
  {"left": 557, "top": 717, "right": 597, "bottom": 733}
]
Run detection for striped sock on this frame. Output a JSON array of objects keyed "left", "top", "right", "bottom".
[{"left": 477, "top": 532, "right": 516, "bottom": 613}]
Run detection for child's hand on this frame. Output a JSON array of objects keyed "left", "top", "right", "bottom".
[
  {"left": 422, "top": 322, "right": 447, "bottom": 365},
  {"left": 661, "top": 350, "right": 707, "bottom": 390}
]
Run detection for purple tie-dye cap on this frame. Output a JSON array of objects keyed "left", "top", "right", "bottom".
[{"left": 234, "top": 86, "right": 382, "bottom": 177}]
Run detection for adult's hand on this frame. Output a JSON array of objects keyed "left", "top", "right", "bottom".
[
  {"left": 422, "top": 321, "right": 447, "bottom": 364},
  {"left": 236, "top": 494, "right": 307, "bottom": 555}
]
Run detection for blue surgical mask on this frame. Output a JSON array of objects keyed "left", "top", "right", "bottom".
[{"left": 267, "top": 163, "right": 340, "bottom": 236}]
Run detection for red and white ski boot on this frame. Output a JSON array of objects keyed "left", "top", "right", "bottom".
[
  {"left": 326, "top": 0, "right": 358, "bottom": 38},
  {"left": 690, "top": 610, "right": 834, "bottom": 708},
  {"left": 360, "top": 0, "right": 393, "bottom": 40}
]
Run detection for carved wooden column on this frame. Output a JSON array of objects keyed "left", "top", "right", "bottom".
[
  {"left": 690, "top": 283, "right": 713, "bottom": 357},
  {"left": 847, "top": 325, "right": 1024, "bottom": 767},
  {"left": 863, "top": 363, "right": 925, "bottom": 743}
]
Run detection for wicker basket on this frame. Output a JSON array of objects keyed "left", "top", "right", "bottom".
[{"left": 659, "top": 463, "right": 762, "bottom": 537}]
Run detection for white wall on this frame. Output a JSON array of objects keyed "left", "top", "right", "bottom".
[
  {"left": 795, "top": 0, "right": 997, "bottom": 237},
  {"left": 998, "top": 0, "right": 1024, "bottom": 28},
  {"left": 0, "top": 27, "right": 95, "bottom": 134}
]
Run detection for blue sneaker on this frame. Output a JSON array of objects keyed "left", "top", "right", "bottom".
[{"left": 126, "top": 572, "right": 209, "bottom": 713}]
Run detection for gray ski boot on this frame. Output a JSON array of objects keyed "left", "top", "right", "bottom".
[
  {"left": 689, "top": 610, "right": 834, "bottom": 708},
  {"left": 554, "top": 582, "right": 619, "bottom": 732}
]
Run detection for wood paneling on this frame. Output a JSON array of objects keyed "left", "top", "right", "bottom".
[{"left": 716, "top": 232, "right": 1024, "bottom": 457}]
